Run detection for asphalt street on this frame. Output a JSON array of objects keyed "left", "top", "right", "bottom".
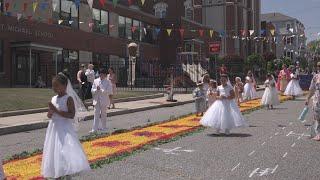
[{"left": 76, "top": 96, "right": 320, "bottom": 180}]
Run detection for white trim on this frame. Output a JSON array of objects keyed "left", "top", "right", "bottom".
[{"left": 11, "top": 42, "right": 62, "bottom": 52}]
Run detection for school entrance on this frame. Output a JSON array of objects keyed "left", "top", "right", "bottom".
[{"left": 11, "top": 42, "right": 62, "bottom": 87}]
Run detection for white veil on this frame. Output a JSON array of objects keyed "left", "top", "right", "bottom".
[{"left": 60, "top": 72, "right": 88, "bottom": 131}]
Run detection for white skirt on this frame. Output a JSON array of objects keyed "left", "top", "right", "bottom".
[
  {"left": 41, "top": 118, "right": 90, "bottom": 178},
  {"left": 284, "top": 80, "right": 303, "bottom": 96},
  {"left": 243, "top": 83, "right": 257, "bottom": 100},
  {"left": 200, "top": 99, "right": 248, "bottom": 130},
  {"left": 261, "top": 87, "right": 280, "bottom": 106}
]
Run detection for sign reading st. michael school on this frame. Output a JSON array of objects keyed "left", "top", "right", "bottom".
[{"left": 0, "top": 23, "right": 54, "bottom": 38}]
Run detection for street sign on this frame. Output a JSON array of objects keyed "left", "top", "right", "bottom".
[{"left": 209, "top": 42, "right": 221, "bottom": 54}]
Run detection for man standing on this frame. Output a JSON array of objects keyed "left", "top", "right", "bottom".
[
  {"left": 91, "top": 68, "right": 113, "bottom": 133},
  {"left": 77, "top": 64, "right": 88, "bottom": 100},
  {"left": 85, "top": 64, "right": 95, "bottom": 99}
]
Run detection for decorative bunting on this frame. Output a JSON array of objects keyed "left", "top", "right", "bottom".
[
  {"left": 48, "top": 18, "right": 53, "bottom": 24},
  {"left": 131, "top": 26, "right": 137, "bottom": 32},
  {"left": 13, "top": 3, "right": 18, "bottom": 10},
  {"left": 141, "top": 0, "right": 146, "bottom": 6},
  {"left": 5, "top": 3, "right": 10, "bottom": 11},
  {"left": 143, "top": 27, "right": 147, "bottom": 35},
  {"left": 75, "top": 0, "right": 80, "bottom": 9},
  {"left": 27, "top": 16, "right": 33, "bottom": 22},
  {"left": 87, "top": 0, "right": 93, "bottom": 9},
  {"left": 166, "top": 29, "right": 172, "bottom": 36},
  {"left": 249, "top": 30, "right": 254, "bottom": 36},
  {"left": 99, "top": 0, "right": 106, "bottom": 7},
  {"left": 17, "top": 13, "right": 22, "bottom": 21},
  {"left": 128, "top": 0, "right": 133, "bottom": 6},
  {"left": 270, "top": 29, "right": 275, "bottom": 36},
  {"left": 240, "top": 30, "right": 246, "bottom": 36},
  {"left": 199, "top": 29, "right": 204, "bottom": 37},
  {"left": 32, "top": 1, "right": 38, "bottom": 12},
  {"left": 289, "top": 28, "right": 294, "bottom": 33},
  {"left": 112, "top": 0, "right": 117, "bottom": 7},
  {"left": 23, "top": 3, "right": 28, "bottom": 11},
  {"left": 40, "top": 2, "right": 48, "bottom": 11},
  {"left": 69, "top": 20, "right": 74, "bottom": 25},
  {"left": 209, "top": 30, "right": 214, "bottom": 38},
  {"left": 109, "top": 24, "right": 115, "bottom": 28},
  {"left": 179, "top": 29, "right": 185, "bottom": 38},
  {"left": 58, "top": 20, "right": 64, "bottom": 25},
  {"left": 52, "top": 0, "right": 58, "bottom": 11},
  {"left": 155, "top": 28, "right": 161, "bottom": 36}
]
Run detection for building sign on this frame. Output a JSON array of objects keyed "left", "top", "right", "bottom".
[
  {"left": 209, "top": 42, "right": 221, "bottom": 54},
  {"left": 0, "top": 24, "right": 54, "bottom": 38}
]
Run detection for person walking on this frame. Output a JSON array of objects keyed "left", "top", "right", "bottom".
[
  {"left": 306, "top": 62, "right": 320, "bottom": 141},
  {"left": 107, "top": 67, "right": 117, "bottom": 109},
  {"left": 85, "top": 64, "right": 95, "bottom": 99},
  {"left": 77, "top": 64, "right": 88, "bottom": 101},
  {"left": 91, "top": 69, "right": 113, "bottom": 133}
]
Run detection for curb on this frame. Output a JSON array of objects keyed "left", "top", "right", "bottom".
[
  {"left": 0, "top": 99, "right": 194, "bottom": 136},
  {"left": 0, "top": 93, "right": 164, "bottom": 118}
]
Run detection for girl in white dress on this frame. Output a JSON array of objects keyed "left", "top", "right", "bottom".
[
  {"left": 200, "top": 74, "right": 248, "bottom": 135},
  {"left": 234, "top": 77, "right": 244, "bottom": 105},
  {"left": 243, "top": 71, "right": 257, "bottom": 101},
  {"left": 207, "top": 80, "right": 217, "bottom": 108},
  {"left": 261, "top": 74, "right": 280, "bottom": 109},
  {"left": 284, "top": 72, "right": 303, "bottom": 99},
  {"left": 42, "top": 73, "right": 90, "bottom": 179}
]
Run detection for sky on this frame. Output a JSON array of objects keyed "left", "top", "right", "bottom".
[{"left": 261, "top": 0, "right": 320, "bottom": 42}]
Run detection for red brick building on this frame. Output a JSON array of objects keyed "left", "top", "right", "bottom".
[{"left": 0, "top": 0, "right": 218, "bottom": 87}]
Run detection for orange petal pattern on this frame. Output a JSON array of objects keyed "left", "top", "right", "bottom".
[{"left": 3, "top": 95, "right": 293, "bottom": 180}]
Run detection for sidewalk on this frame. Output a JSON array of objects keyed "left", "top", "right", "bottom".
[{"left": 0, "top": 94, "right": 194, "bottom": 135}]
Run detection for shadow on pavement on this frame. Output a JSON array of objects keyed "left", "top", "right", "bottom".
[{"left": 207, "top": 133, "right": 252, "bottom": 138}]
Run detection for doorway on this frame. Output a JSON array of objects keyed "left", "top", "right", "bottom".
[{"left": 15, "top": 53, "right": 38, "bottom": 86}]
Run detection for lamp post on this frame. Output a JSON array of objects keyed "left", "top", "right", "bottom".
[{"left": 128, "top": 42, "right": 138, "bottom": 89}]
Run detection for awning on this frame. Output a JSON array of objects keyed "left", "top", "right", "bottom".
[{"left": 11, "top": 42, "right": 62, "bottom": 52}]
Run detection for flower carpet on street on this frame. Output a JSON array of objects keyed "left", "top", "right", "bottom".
[{"left": 3, "top": 95, "right": 293, "bottom": 180}]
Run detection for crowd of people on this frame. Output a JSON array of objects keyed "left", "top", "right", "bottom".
[
  {"left": 193, "top": 64, "right": 306, "bottom": 136},
  {"left": 77, "top": 64, "right": 117, "bottom": 109},
  {"left": 1, "top": 62, "right": 319, "bottom": 180}
]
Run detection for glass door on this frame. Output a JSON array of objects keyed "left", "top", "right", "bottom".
[{"left": 16, "top": 53, "right": 38, "bottom": 86}]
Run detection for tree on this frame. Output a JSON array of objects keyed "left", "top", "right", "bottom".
[{"left": 245, "top": 54, "right": 263, "bottom": 71}]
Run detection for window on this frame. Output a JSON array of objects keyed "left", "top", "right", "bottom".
[
  {"left": 185, "top": 41, "right": 194, "bottom": 52},
  {"left": 284, "top": 50, "right": 293, "bottom": 60},
  {"left": 62, "top": 50, "right": 79, "bottom": 83},
  {"left": 184, "top": 0, "right": 194, "bottom": 20},
  {"left": 154, "top": 2, "right": 168, "bottom": 18},
  {"left": 132, "top": 20, "right": 140, "bottom": 41},
  {"left": 118, "top": 16, "right": 126, "bottom": 38},
  {"left": 92, "top": 8, "right": 109, "bottom": 34},
  {"left": 53, "top": 0, "right": 79, "bottom": 28},
  {"left": 92, "top": 53, "right": 109, "bottom": 72},
  {"left": 0, "top": 40, "right": 3, "bottom": 72},
  {"left": 125, "top": 17, "right": 132, "bottom": 40},
  {"left": 285, "top": 36, "right": 294, "bottom": 45}
]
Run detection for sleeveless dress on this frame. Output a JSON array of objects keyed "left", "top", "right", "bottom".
[
  {"left": 261, "top": 79, "right": 280, "bottom": 106},
  {"left": 41, "top": 95, "right": 90, "bottom": 178},
  {"left": 200, "top": 85, "right": 248, "bottom": 130},
  {"left": 243, "top": 76, "right": 257, "bottom": 100},
  {"left": 284, "top": 74, "right": 303, "bottom": 96}
]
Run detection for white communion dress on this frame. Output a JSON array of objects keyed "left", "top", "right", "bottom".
[
  {"left": 284, "top": 74, "right": 303, "bottom": 96},
  {"left": 200, "top": 85, "right": 248, "bottom": 131},
  {"left": 243, "top": 76, "right": 257, "bottom": 100},
  {"left": 41, "top": 95, "right": 90, "bottom": 178},
  {"left": 261, "top": 79, "right": 280, "bottom": 106}
]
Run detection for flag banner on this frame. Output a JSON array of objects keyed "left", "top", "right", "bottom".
[
  {"left": 5, "top": 3, "right": 9, "bottom": 11},
  {"left": 75, "top": 0, "right": 80, "bottom": 9},
  {"left": 141, "top": 0, "right": 146, "bottom": 5},
  {"left": 58, "top": 20, "right": 63, "bottom": 25},
  {"left": 87, "top": 0, "right": 93, "bottom": 9},
  {"left": 199, "top": 29, "right": 204, "bottom": 37},
  {"left": 112, "top": 0, "right": 117, "bottom": 7},
  {"left": 155, "top": 28, "right": 161, "bottom": 35},
  {"left": 209, "top": 30, "right": 214, "bottom": 38},
  {"left": 179, "top": 28, "right": 185, "bottom": 38},
  {"left": 167, "top": 29, "right": 172, "bottom": 36},
  {"left": 249, "top": 30, "right": 254, "bottom": 36},
  {"left": 32, "top": 1, "right": 38, "bottom": 12},
  {"left": 270, "top": 29, "right": 275, "bottom": 36},
  {"left": 17, "top": 13, "right": 22, "bottom": 21}
]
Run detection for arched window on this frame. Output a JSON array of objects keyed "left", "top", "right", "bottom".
[{"left": 154, "top": 2, "right": 168, "bottom": 18}]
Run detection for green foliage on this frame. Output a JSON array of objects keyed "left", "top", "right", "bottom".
[{"left": 245, "top": 54, "right": 264, "bottom": 71}]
